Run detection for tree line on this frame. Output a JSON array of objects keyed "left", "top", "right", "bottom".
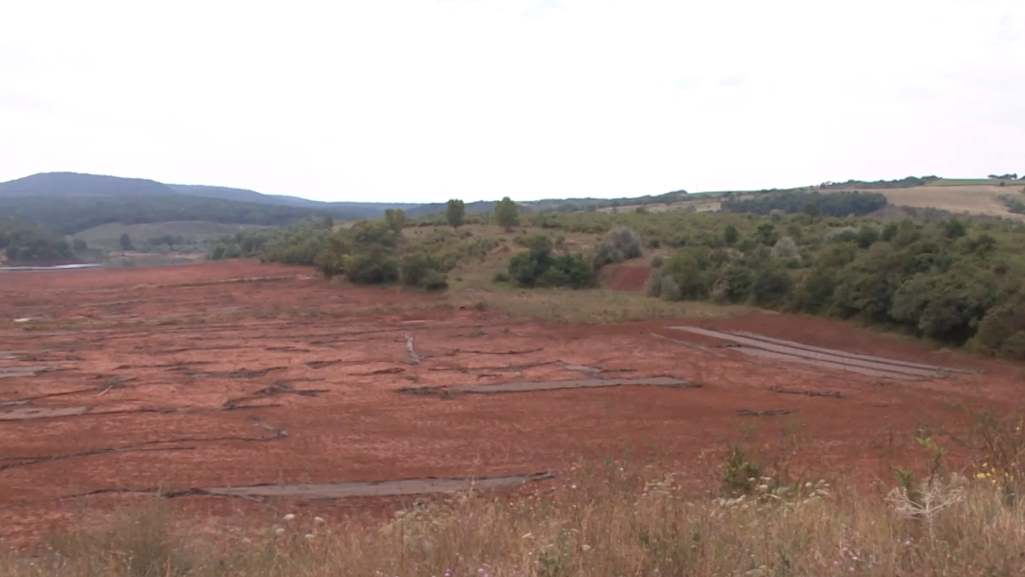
[
  {"left": 720, "top": 191, "right": 889, "bottom": 217},
  {"left": 0, "top": 216, "right": 74, "bottom": 263}
]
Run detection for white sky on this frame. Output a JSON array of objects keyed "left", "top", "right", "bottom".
[{"left": 1, "top": 0, "right": 1023, "bottom": 203}]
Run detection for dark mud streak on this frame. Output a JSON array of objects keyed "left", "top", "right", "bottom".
[
  {"left": 0, "top": 404, "right": 281, "bottom": 423},
  {"left": 222, "top": 382, "right": 329, "bottom": 410},
  {"left": 398, "top": 377, "right": 698, "bottom": 398},
  {"left": 0, "top": 419, "right": 286, "bottom": 473},
  {"left": 449, "top": 348, "right": 545, "bottom": 356},
  {"left": 736, "top": 409, "right": 798, "bottom": 417},
  {"left": 768, "top": 386, "right": 845, "bottom": 398},
  {"left": 45, "top": 472, "right": 557, "bottom": 504}
]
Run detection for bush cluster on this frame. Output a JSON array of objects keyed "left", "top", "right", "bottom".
[
  {"left": 637, "top": 213, "right": 1025, "bottom": 360},
  {"left": 506, "top": 236, "right": 596, "bottom": 289}
]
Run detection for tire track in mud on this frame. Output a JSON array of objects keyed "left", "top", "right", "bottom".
[
  {"left": 723, "top": 330, "right": 979, "bottom": 374},
  {"left": 668, "top": 326, "right": 960, "bottom": 380}
]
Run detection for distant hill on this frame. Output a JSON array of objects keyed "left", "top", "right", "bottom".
[
  {"left": 0, "top": 172, "right": 173, "bottom": 198},
  {"left": 0, "top": 172, "right": 425, "bottom": 233},
  {"left": 0, "top": 171, "right": 692, "bottom": 233}
]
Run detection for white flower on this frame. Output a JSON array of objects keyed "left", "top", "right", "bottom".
[
  {"left": 283, "top": 513, "right": 296, "bottom": 521},
  {"left": 275, "top": 527, "right": 286, "bottom": 535},
  {"left": 314, "top": 516, "right": 326, "bottom": 524}
]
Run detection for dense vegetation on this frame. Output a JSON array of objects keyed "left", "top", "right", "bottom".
[
  {"left": 1001, "top": 193, "right": 1025, "bottom": 215},
  {"left": 816, "top": 175, "right": 940, "bottom": 189},
  {"left": 0, "top": 216, "right": 74, "bottom": 263},
  {"left": 209, "top": 213, "right": 503, "bottom": 291},
  {"left": 629, "top": 212, "right": 1025, "bottom": 360},
  {"left": 720, "top": 190, "right": 889, "bottom": 217},
  {"left": 502, "top": 235, "right": 596, "bottom": 289},
  {"left": 0, "top": 196, "right": 362, "bottom": 235}
]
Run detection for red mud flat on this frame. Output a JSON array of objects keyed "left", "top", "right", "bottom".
[{"left": 0, "top": 261, "right": 1021, "bottom": 544}]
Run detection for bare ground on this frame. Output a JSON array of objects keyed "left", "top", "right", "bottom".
[{"left": 0, "top": 261, "right": 1020, "bottom": 543}]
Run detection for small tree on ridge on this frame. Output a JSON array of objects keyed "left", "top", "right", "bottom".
[{"left": 446, "top": 199, "right": 466, "bottom": 230}]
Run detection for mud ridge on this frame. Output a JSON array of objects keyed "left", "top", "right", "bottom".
[
  {"left": 0, "top": 366, "right": 58, "bottom": 380},
  {"left": 768, "top": 386, "right": 844, "bottom": 398},
  {"left": 398, "top": 377, "right": 698, "bottom": 398},
  {"left": 222, "top": 382, "right": 329, "bottom": 410},
  {"left": 736, "top": 408, "right": 798, "bottom": 417},
  {"left": 185, "top": 367, "right": 288, "bottom": 379},
  {"left": 449, "top": 348, "right": 544, "bottom": 356},
  {"left": 50, "top": 472, "right": 556, "bottom": 504}
]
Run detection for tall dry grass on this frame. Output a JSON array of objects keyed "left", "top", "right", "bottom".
[{"left": 4, "top": 455, "right": 1025, "bottom": 577}]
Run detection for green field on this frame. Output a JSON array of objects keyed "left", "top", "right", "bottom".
[{"left": 932, "top": 178, "right": 1009, "bottom": 186}]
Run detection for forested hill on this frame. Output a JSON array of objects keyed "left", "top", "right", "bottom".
[
  {"left": 0, "top": 172, "right": 685, "bottom": 234},
  {"left": 0, "top": 172, "right": 423, "bottom": 234}
]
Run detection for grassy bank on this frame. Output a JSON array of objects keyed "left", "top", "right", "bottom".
[{"left": 5, "top": 465, "right": 1025, "bottom": 577}]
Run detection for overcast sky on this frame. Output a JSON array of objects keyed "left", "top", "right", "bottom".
[{"left": 2, "top": 0, "right": 1022, "bottom": 203}]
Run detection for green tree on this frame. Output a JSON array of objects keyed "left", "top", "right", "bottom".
[
  {"left": 119, "top": 233, "right": 133, "bottom": 250},
  {"left": 723, "top": 225, "right": 739, "bottom": 245},
  {"left": 446, "top": 199, "right": 466, "bottom": 230},
  {"left": 384, "top": 209, "right": 407, "bottom": 234},
  {"left": 494, "top": 197, "right": 520, "bottom": 232},
  {"left": 754, "top": 223, "right": 778, "bottom": 246}
]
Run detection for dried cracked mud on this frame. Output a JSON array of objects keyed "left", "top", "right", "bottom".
[{"left": 1, "top": 261, "right": 1020, "bottom": 542}]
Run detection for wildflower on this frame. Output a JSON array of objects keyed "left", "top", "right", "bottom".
[
  {"left": 314, "top": 516, "right": 325, "bottom": 524},
  {"left": 305, "top": 533, "right": 315, "bottom": 539},
  {"left": 283, "top": 513, "right": 296, "bottom": 521},
  {"left": 582, "top": 544, "right": 592, "bottom": 552},
  {"left": 275, "top": 527, "right": 286, "bottom": 536}
]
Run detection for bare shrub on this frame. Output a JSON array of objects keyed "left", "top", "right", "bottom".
[
  {"left": 771, "top": 236, "right": 800, "bottom": 258},
  {"left": 824, "top": 226, "right": 860, "bottom": 243},
  {"left": 659, "top": 275, "right": 682, "bottom": 301},
  {"left": 646, "top": 268, "right": 664, "bottom": 297},
  {"left": 593, "top": 226, "right": 643, "bottom": 269}
]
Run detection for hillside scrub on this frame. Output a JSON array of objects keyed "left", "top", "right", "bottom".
[
  {"left": 209, "top": 218, "right": 500, "bottom": 290},
  {"left": 638, "top": 213, "right": 1025, "bottom": 359},
  {"left": 721, "top": 190, "right": 889, "bottom": 217},
  {"left": 485, "top": 207, "right": 1025, "bottom": 360}
]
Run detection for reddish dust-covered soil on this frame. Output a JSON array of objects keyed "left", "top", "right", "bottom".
[
  {"left": 600, "top": 261, "right": 652, "bottom": 292},
  {"left": 0, "top": 261, "right": 1021, "bottom": 543}
]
